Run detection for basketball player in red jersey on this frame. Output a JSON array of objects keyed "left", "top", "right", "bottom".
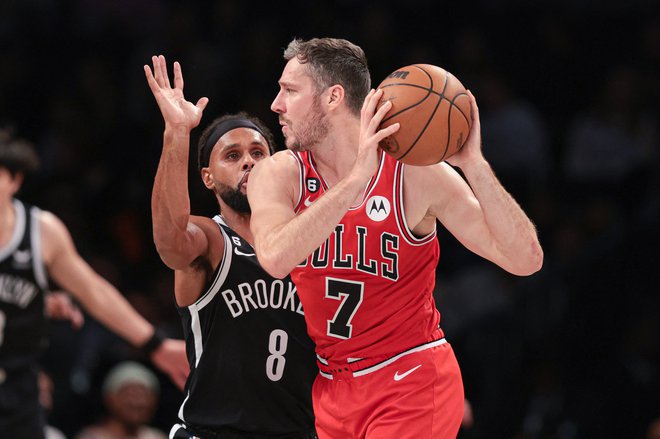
[{"left": 248, "top": 38, "right": 543, "bottom": 439}]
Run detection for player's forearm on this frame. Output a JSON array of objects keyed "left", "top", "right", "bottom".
[
  {"left": 76, "top": 275, "right": 154, "bottom": 346},
  {"left": 255, "top": 174, "right": 366, "bottom": 278},
  {"left": 151, "top": 126, "right": 193, "bottom": 252},
  {"left": 461, "top": 158, "right": 543, "bottom": 275}
]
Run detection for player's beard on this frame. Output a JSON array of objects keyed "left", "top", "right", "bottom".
[
  {"left": 218, "top": 183, "right": 251, "bottom": 214},
  {"left": 287, "top": 96, "right": 329, "bottom": 152}
]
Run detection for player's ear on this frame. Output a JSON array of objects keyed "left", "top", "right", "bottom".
[
  {"left": 9, "top": 172, "right": 24, "bottom": 195},
  {"left": 327, "top": 85, "right": 344, "bottom": 110},
  {"left": 200, "top": 168, "right": 214, "bottom": 190}
]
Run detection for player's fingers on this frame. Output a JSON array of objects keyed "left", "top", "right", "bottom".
[
  {"left": 360, "top": 89, "right": 376, "bottom": 123},
  {"left": 373, "top": 123, "right": 399, "bottom": 144},
  {"left": 144, "top": 65, "right": 160, "bottom": 94},
  {"left": 368, "top": 98, "right": 392, "bottom": 132},
  {"left": 173, "top": 61, "right": 184, "bottom": 90},
  {"left": 365, "top": 88, "right": 383, "bottom": 116},
  {"left": 150, "top": 56, "right": 163, "bottom": 86},
  {"left": 466, "top": 89, "right": 480, "bottom": 126},
  {"left": 158, "top": 55, "right": 171, "bottom": 88},
  {"left": 196, "top": 97, "right": 209, "bottom": 111}
]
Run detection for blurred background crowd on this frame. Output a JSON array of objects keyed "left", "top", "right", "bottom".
[{"left": 1, "top": 1, "right": 658, "bottom": 438}]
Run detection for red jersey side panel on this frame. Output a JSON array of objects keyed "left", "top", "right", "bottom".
[{"left": 290, "top": 150, "right": 442, "bottom": 369}]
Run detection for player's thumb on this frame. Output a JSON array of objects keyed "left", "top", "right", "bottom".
[{"left": 197, "top": 97, "right": 210, "bottom": 111}]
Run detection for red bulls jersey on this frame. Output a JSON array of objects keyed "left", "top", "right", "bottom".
[{"left": 290, "top": 150, "right": 443, "bottom": 371}]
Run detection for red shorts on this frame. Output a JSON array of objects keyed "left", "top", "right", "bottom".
[{"left": 312, "top": 339, "right": 464, "bottom": 439}]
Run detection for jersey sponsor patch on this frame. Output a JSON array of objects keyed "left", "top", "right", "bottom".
[{"left": 365, "top": 196, "right": 391, "bottom": 222}]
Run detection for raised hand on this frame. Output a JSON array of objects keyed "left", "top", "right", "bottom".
[
  {"left": 354, "top": 88, "right": 399, "bottom": 180},
  {"left": 45, "top": 291, "right": 84, "bottom": 329},
  {"left": 150, "top": 338, "right": 190, "bottom": 390},
  {"left": 445, "top": 90, "right": 484, "bottom": 169},
  {"left": 144, "top": 55, "right": 209, "bottom": 130}
]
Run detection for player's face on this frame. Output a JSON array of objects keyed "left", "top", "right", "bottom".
[
  {"left": 0, "top": 168, "right": 22, "bottom": 203},
  {"left": 203, "top": 128, "right": 270, "bottom": 214},
  {"left": 272, "top": 58, "right": 329, "bottom": 152}
]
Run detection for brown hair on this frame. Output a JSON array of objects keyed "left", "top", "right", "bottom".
[
  {"left": 284, "top": 38, "right": 371, "bottom": 116},
  {"left": 0, "top": 128, "right": 40, "bottom": 177}
]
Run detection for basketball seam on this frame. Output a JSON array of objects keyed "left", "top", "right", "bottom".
[
  {"left": 380, "top": 83, "right": 433, "bottom": 124},
  {"left": 397, "top": 65, "right": 449, "bottom": 162},
  {"left": 440, "top": 92, "right": 471, "bottom": 161}
]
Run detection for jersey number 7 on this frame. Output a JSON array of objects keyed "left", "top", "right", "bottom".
[{"left": 325, "top": 278, "right": 364, "bottom": 339}]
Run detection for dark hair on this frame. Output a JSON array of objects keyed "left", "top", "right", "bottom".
[
  {"left": 0, "top": 128, "right": 40, "bottom": 177},
  {"left": 284, "top": 37, "right": 371, "bottom": 116},
  {"left": 197, "top": 112, "right": 276, "bottom": 171}
]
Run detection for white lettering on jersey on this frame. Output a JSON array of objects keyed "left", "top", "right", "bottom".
[
  {"left": 221, "top": 280, "right": 303, "bottom": 318},
  {"left": 0, "top": 275, "right": 39, "bottom": 308}
]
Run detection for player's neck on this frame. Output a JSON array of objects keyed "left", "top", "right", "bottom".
[
  {"left": 219, "top": 207, "right": 253, "bottom": 245},
  {"left": 0, "top": 200, "right": 16, "bottom": 248},
  {"left": 311, "top": 119, "right": 360, "bottom": 184}
]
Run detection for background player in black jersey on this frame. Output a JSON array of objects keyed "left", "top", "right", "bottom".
[
  {"left": 0, "top": 128, "right": 189, "bottom": 439},
  {"left": 145, "top": 55, "right": 317, "bottom": 438}
]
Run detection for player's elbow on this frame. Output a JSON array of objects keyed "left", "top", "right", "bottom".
[
  {"left": 257, "top": 254, "right": 292, "bottom": 279},
  {"left": 254, "top": 245, "right": 293, "bottom": 279},
  {"left": 510, "top": 241, "right": 544, "bottom": 276}
]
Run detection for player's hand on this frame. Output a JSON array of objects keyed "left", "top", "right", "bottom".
[
  {"left": 353, "top": 88, "right": 399, "bottom": 181},
  {"left": 150, "top": 338, "right": 189, "bottom": 390},
  {"left": 445, "top": 90, "right": 484, "bottom": 169},
  {"left": 144, "top": 55, "right": 209, "bottom": 131},
  {"left": 45, "top": 291, "right": 84, "bottom": 329}
]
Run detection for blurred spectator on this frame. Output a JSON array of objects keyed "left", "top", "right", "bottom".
[
  {"left": 648, "top": 417, "right": 660, "bottom": 439},
  {"left": 478, "top": 68, "right": 551, "bottom": 203},
  {"left": 74, "top": 362, "right": 166, "bottom": 439},
  {"left": 563, "top": 65, "right": 658, "bottom": 186}
]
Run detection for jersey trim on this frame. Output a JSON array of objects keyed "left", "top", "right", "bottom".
[
  {"left": 306, "top": 152, "right": 329, "bottom": 191},
  {"left": 347, "top": 150, "right": 385, "bottom": 211},
  {"left": 392, "top": 162, "right": 437, "bottom": 245},
  {"left": 29, "top": 206, "right": 48, "bottom": 289},
  {"left": 0, "top": 199, "right": 26, "bottom": 262},
  {"left": 319, "top": 338, "right": 447, "bottom": 380},
  {"left": 289, "top": 151, "right": 305, "bottom": 213}
]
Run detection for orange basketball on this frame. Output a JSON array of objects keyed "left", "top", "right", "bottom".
[{"left": 377, "top": 64, "right": 472, "bottom": 166}]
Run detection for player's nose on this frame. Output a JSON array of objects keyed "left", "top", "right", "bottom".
[
  {"left": 271, "top": 91, "right": 284, "bottom": 114},
  {"left": 241, "top": 154, "right": 255, "bottom": 170}
]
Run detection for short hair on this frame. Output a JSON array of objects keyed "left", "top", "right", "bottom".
[
  {"left": 284, "top": 37, "right": 371, "bottom": 116},
  {"left": 102, "top": 361, "right": 160, "bottom": 395},
  {"left": 0, "top": 128, "right": 40, "bottom": 177},
  {"left": 197, "top": 112, "right": 276, "bottom": 171}
]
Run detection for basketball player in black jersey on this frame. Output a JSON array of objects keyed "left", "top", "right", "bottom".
[
  {"left": 145, "top": 56, "right": 317, "bottom": 438},
  {"left": 0, "top": 128, "right": 189, "bottom": 439}
]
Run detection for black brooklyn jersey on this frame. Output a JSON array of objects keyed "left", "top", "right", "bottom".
[
  {"left": 0, "top": 199, "right": 49, "bottom": 370},
  {"left": 176, "top": 215, "right": 317, "bottom": 436}
]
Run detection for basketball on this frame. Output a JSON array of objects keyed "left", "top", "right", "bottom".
[{"left": 376, "top": 64, "right": 472, "bottom": 166}]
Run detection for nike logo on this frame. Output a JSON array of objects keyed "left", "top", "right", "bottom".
[
  {"left": 393, "top": 364, "right": 422, "bottom": 381},
  {"left": 234, "top": 247, "right": 255, "bottom": 257},
  {"left": 304, "top": 196, "right": 313, "bottom": 207}
]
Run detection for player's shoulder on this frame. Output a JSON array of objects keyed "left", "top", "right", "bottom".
[
  {"left": 251, "top": 150, "right": 300, "bottom": 183},
  {"left": 36, "top": 208, "right": 68, "bottom": 237}
]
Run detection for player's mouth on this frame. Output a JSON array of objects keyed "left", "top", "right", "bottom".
[
  {"left": 279, "top": 119, "right": 289, "bottom": 135},
  {"left": 239, "top": 170, "right": 250, "bottom": 189}
]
